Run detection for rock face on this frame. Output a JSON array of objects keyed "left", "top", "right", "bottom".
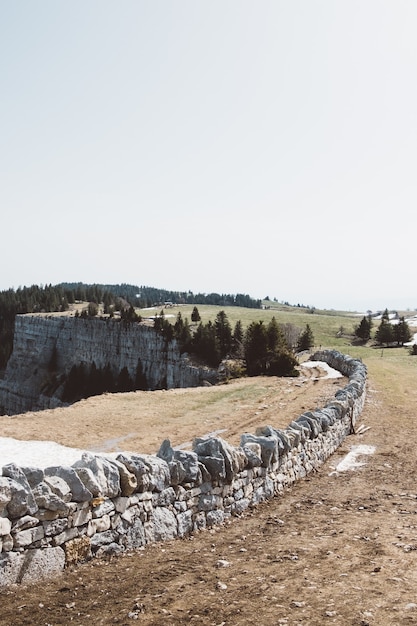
[
  {"left": 0, "top": 350, "right": 367, "bottom": 587},
  {"left": 0, "top": 315, "right": 218, "bottom": 415}
]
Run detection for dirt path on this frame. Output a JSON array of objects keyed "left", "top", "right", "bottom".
[
  {"left": 0, "top": 365, "right": 340, "bottom": 454},
  {"left": 1, "top": 367, "right": 417, "bottom": 625}
]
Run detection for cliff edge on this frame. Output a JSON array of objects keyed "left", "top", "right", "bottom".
[{"left": 0, "top": 315, "right": 218, "bottom": 415}]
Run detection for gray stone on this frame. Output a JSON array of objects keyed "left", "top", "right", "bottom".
[
  {"left": 242, "top": 443, "right": 263, "bottom": 468},
  {"left": 73, "top": 467, "right": 102, "bottom": 497},
  {"left": 116, "top": 454, "right": 151, "bottom": 492},
  {"left": 44, "top": 466, "right": 93, "bottom": 502},
  {"left": 0, "top": 552, "right": 23, "bottom": 586},
  {"left": 135, "top": 455, "right": 170, "bottom": 493},
  {"left": 20, "top": 547, "right": 65, "bottom": 584},
  {"left": 177, "top": 509, "right": 193, "bottom": 537},
  {"left": 153, "top": 487, "right": 176, "bottom": 507},
  {"left": 44, "top": 475, "right": 72, "bottom": 502},
  {"left": 92, "top": 499, "right": 115, "bottom": 518},
  {"left": 240, "top": 433, "right": 278, "bottom": 467},
  {"left": 173, "top": 450, "right": 200, "bottom": 483},
  {"left": 198, "top": 455, "right": 226, "bottom": 482},
  {"left": 2, "top": 465, "right": 38, "bottom": 518},
  {"left": 42, "top": 518, "right": 69, "bottom": 537},
  {"left": 151, "top": 507, "right": 178, "bottom": 541},
  {"left": 5, "top": 479, "right": 38, "bottom": 519},
  {"left": 168, "top": 460, "right": 186, "bottom": 485},
  {"left": 20, "top": 466, "right": 44, "bottom": 489},
  {"left": 122, "top": 518, "right": 146, "bottom": 549},
  {"left": 11, "top": 515, "right": 39, "bottom": 532},
  {"left": 90, "top": 529, "right": 119, "bottom": 549},
  {"left": 232, "top": 498, "right": 250, "bottom": 515},
  {"left": 13, "top": 525, "right": 45, "bottom": 548},
  {"left": 95, "top": 542, "right": 124, "bottom": 558},
  {"left": 255, "top": 425, "right": 289, "bottom": 454},
  {"left": 156, "top": 439, "right": 175, "bottom": 462},
  {"left": 206, "top": 510, "right": 225, "bottom": 527},
  {"left": 0, "top": 478, "right": 12, "bottom": 514},
  {"left": 194, "top": 437, "right": 246, "bottom": 482},
  {"left": 72, "top": 453, "right": 121, "bottom": 498},
  {"left": 31, "top": 482, "right": 69, "bottom": 514},
  {"left": 53, "top": 527, "right": 79, "bottom": 546},
  {"left": 199, "top": 494, "right": 222, "bottom": 512},
  {"left": 0, "top": 517, "right": 12, "bottom": 535}
]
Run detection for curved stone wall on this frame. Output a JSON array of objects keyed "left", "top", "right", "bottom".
[{"left": 0, "top": 350, "right": 367, "bottom": 586}]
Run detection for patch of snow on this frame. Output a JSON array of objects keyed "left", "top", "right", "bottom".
[
  {"left": 0, "top": 437, "right": 90, "bottom": 469},
  {"left": 330, "top": 444, "right": 376, "bottom": 474},
  {"left": 300, "top": 360, "right": 344, "bottom": 379},
  {"left": 0, "top": 437, "right": 124, "bottom": 470},
  {"left": 404, "top": 332, "right": 417, "bottom": 346}
]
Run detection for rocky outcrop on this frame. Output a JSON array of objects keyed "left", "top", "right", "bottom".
[
  {"left": 0, "top": 315, "right": 218, "bottom": 415},
  {"left": 0, "top": 350, "right": 367, "bottom": 586}
]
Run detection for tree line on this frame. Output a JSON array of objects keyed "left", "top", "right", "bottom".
[
  {"left": 154, "top": 307, "right": 314, "bottom": 376},
  {"left": 354, "top": 309, "right": 413, "bottom": 347},
  {"left": 0, "top": 283, "right": 261, "bottom": 369},
  {"left": 58, "top": 283, "right": 262, "bottom": 310}
]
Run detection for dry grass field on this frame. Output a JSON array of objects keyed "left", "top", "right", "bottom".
[{"left": 1, "top": 310, "right": 417, "bottom": 625}]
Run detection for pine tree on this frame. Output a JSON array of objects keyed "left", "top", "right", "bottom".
[
  {"left": 355, "top": 316, "right": 372, "bottom": 342},
  {"left": 244, "top": 321, "right": 268, "bottom": 375},
  {"left": 393, "top": 317, "right": 412, "bottom": 346},
  {"left": 267, "top": 317, "right": 287, "bottom": 353},
  {"left": 297, "top": 324, "right": 314, "bottom": 351},
  {"left": 375, "top": 319, "right": 394, "bottom": 345},
  {"left": 191, "top": 306, "right": 201, "bottom": 322},
  {"left": 232, "top": 320, "right": 244, "bottom": 358},
  {"left": 215, "top": 310, "right": 232, "bottom": 358}
]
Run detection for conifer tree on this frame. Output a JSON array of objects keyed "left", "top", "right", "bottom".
[
  {"left": 393, "top": 317, "right": 412, "bottom": 346},
  {"left": 297, "top": 324, "right": 314, "bottom": 351},
  {"left": 355, "top": 316, "right": 372, "bottom": 342},
  {"left": 191, "top": 306, "right": 201, "bottom": 322}
]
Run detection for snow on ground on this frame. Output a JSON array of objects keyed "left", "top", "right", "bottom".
[
  {"left": 405, "top": 332, "right": 417, "bottom": 346},
  {"left": 300, "top": 360, "right": 344, "bottom": 379},
  {"left": 0, "top": 438, "right": 121, "bottom": 470},
  {"left": 330, "top": 444, "right": 376, "bottom": 474}
]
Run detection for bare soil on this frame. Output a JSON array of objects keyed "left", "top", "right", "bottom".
[{"left": 1, "top": 365, "right": 417, "bottom": 626}]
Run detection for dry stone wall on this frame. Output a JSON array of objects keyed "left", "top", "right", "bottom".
[{"left": 0, "top": 350, "right": 367, "bottom": 586}]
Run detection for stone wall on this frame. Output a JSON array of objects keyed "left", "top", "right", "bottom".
[
  {"left": 0, "top": 350, "right": 367, "bottom": 586},
  {"left": 0, "top": 315, "right": 218, "bottom": 415}
]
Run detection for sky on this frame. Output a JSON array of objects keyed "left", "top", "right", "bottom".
[{"left": 1, "top": 1, "right": 416, "bottom": 312}]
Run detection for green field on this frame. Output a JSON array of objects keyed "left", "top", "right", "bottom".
[{"left": 141, "top": 301, "right": 417, "bottom": 397}]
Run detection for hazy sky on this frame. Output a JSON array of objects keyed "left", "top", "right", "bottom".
[{"left": 1, "top": 1, "right": 416, "bottom": 311}]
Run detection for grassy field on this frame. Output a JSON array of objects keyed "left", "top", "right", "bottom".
[
  {"left": 142, "top": 302, "right": 361, "bottom": 348},
  {"left": 144, "top": 302, "right": 417, "bottom": 400}
]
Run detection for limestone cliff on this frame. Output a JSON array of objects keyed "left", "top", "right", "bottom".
[{"left": 0, "top": 315, "right": 218, "bottom": 415}]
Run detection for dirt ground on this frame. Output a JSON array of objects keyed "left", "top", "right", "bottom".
[{"left": 1, "top": 364, "right": 417, "bottom": 626}]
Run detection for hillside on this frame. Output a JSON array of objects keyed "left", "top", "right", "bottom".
[{"left": 1, "top": 302, "right": 416, "bottom": 624}]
